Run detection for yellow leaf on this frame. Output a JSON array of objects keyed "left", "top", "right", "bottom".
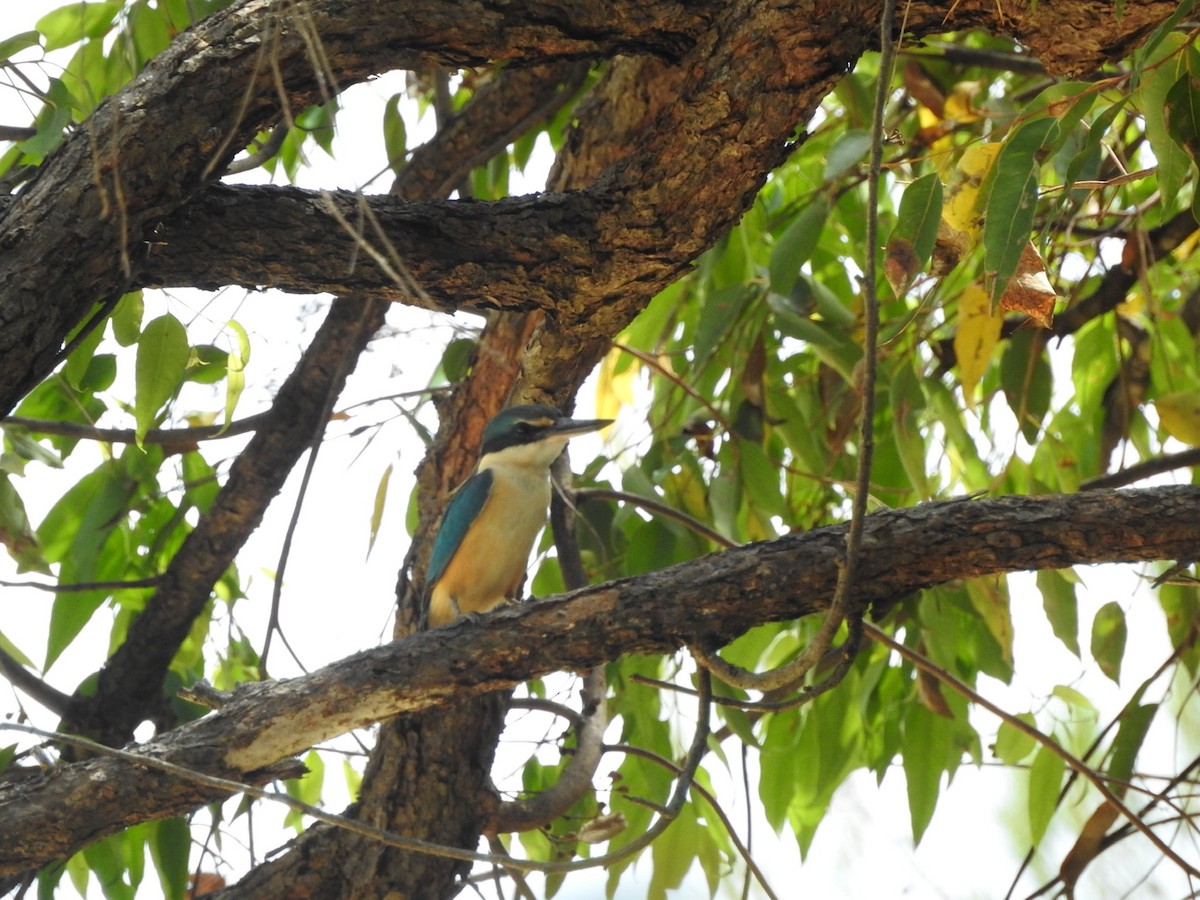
[
  {"left": 595, "top": 347, "right": 635, "bottom": 423},
  {"left": 367, "top": 463, "right": 392, "bottom": 560},
  {"left": 184, "top": 411, "right": 219, "bottom": 427},
  {"left": 1155, "top": 392, "right": 1200, "bottom": 445},
  {"left": 942, "top": 142, "right": 1002, "bottom": 241},
  {"left": 944, "top": 81, "right": 983, "bottom": 123},
  {"left": 954, "top": 282, "right": 1003, "bottom": 410},
  {"left": 1116, "top": 288, "right": 1144, "bottom": 318}
]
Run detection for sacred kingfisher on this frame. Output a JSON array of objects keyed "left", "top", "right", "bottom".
[{"left": 424, "top": 404, "right": 611, "bottom": 628}]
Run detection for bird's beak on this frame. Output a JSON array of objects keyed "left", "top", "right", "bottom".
[{"left": 549, "top": 416, "right": 612, "bottom": 438}]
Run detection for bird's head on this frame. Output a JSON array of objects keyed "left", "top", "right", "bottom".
[{"left": 477, "top": 404, "right": 611, "bottom": 470}]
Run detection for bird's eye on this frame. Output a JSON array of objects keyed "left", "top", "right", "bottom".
[{"left": 514, "top": 422, "right": 532, "bottom": 434}]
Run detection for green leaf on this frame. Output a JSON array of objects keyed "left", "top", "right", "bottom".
[
  {"left": 1159, "top": 582, "right": 1200, "bottom": 675},
  {"left": 61, "top": 312, "right": 107, "bottom": 391},
  {"left": 966, "top": 578, "right": 1013, "bottom": 670},
  {"left": 649, "top": 804, "right": 699, "bottom": 897},
  {"left": 1000, "top": 330, "right": 1053, "bottom": 445},
  {"left": 1165, "top": 73, "right": 1200, "bottom": 163},
  {"left": 81, "top": 833, "right": 133, "bottom": 900},
  {"left": 769, "top": 198, "right": 831, "bottom": 296},
  {"left": 1134, "top": 1, "right": 1199, "bottom": 83},
  {"left": 111, "top": 291, "right": 144, "bottom": 347},
  {"left": 383, "top": 94, "right": 407, "bottom": 176},
  {"left": 1138, "top": 34, "right": 1194, "bottom": 203},
  {"left": 126, "top": 1, "right": 173, "bottom": 67},
  {"left": 735, "top": 439, "right": 787, "bottom": 519},
  {"left": 885, "top": 173, "right": 943, "bottom": 294},
  {"left": 983, "top": 117, "right": 1057, "bottom": 302},
  {"left": 135, "top": 314, "right": 189, "bottom": 443},
  {"left": 1108, "top": 703, "right": 1157, "bottom": 785},
  {"left": 183, "top": 344, "right": 229, "bottom": 384},
  {"left": 890, "top": 364, "right": 932, "bottom": 497},
  {"left": 20, "top": 77, "right": 75, "bottom": 162},
  {"left": 43, "top": 469, "right": 131, "bottom": 669},
  {"left": 692, "top": 284, "right": 751, "bottom": 369},
  {"left": 823, "top": 128, "right": 872, "bottom": 181},
  {"left": 1029, "top": 82, "right": 1097, "bottom": 156},
  {"left": 295, "top": 101, "right": 337, "bottom": 156},
  {"left": 181, "top": 451, "right": 219, "bottom": 514},
  {"left": 0, "top": 474, "right": 50, "bottom": 573},
  {"left": 284, "top": 750, "right": 325, "bottom": 832},
  {"left": 223, "top": 319, "right": 250, "bottom": 430},
  {"left": 1036, "top": 569, "right": 1080, "bottom": 657},
  {"left": 1090, "top": 601, "right": 1127, "bottom": 683},
  {"left": 149, "top": 818, "right": 190, "bottom": 900},
  {"left": 441, "top": 337, "right": 475, "bottom": 383},
  {"left": 79, "top": 354, "right": 117, "bottom": 393},
  {"left": 0, "top": 30, "right": 39, "bottom": 62},
  {"left": 903, "top": 703, "right": 946, "bottom": 845},
  {"left": 1027, "top": 744, "right": 1065, "bottom": 844},
  {"left": 37, "top": 1, "right": 123, "bottom": 51},
  {"left": 767, "top": 293, "right": 861, "bottom": 382},
  {"left": 993, "top": 713, "right": 1037, "bottom": 765},
  {"left": 1051, "top": 684, "right": 1095, "bottom": 711},
  {"left": 343, "top": 758, "right": 363, "bottom": 799},
  {"left": 0, "top": 742, "right": 17, "bottom": 776}
]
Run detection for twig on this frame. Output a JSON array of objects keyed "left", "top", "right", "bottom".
[
  {"left": 2, "top": 412, "right": 270, "bottom": 447},
  {"left": 1081, "top": 448, "right": 1200, "bottom": 491},
  {"left": 0, "top": 648, "right": 73, "bottom": 717},
  {"left": 0, "top": 576, "right": 160, "bottom": 593},
  {"left": 574, "top": 486, "right": 733, "bottom": 548},
  {"left": 610, "top": 741, "right": 780, "bottom": 900}
]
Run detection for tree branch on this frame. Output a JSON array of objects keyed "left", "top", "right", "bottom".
[
  {"left": 0, "top": 0, "right": 709, "bottom": 414},
  {"left": 3, "top": 485, "right": 1198, "bottom": 873}
]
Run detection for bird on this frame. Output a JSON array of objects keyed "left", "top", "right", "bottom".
[{"left": 424, "top": 403, "right": 611, "bottom": 628}]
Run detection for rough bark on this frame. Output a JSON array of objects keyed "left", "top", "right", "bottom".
[{"left": 3, "top": 485, "right": 1198, "bottom": 875}]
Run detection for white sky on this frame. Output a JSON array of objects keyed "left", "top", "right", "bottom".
[{"left": 1, "top": 4, "right": 1197, "bottom": 898}]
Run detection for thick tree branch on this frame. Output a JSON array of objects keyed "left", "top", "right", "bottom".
[
  {"left": 3, "top": 486, "right": 1198, "bottom": 873},
  {"left": 140, "top": 184, "right": 609, "bottom": 310},
  {"left": 2, "top": 0, "right": 1171, "bottom": 418},
  {"left": 0, "top": 0, "right": 709, "bottom": 414}
]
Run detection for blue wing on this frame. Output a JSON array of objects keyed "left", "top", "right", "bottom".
[{"left": 426, "top": 468, "right": 494, "bottom": 592}]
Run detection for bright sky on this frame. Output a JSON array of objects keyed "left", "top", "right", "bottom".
[{"left": 1, "top": 4, "right": 1196, "bottom": 898}]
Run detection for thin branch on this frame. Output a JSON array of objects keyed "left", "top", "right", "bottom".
[
  {"left": 606, "top": 740, "right": 780, "bottom": 900},
  {"left": 610, "top": 341, "right": 728, "bottom": 427},
  {"left": 0, "top": 575, "right": 160, "bottom": 593},
  {"left": 259, "top": 336, "right": 358, "bottom": 675},
  {"left": 1005, "top": 627, "right": 1199, "bottom": 899},
  {"left": 575, "top": 486, "right": 733, "bottom": 548},
  {"left": 1081, "top": 448, "right": 1200, "bottom": 490},
  {"left": 2, "top": 412, "right": 270, "bottom": 446},
  {"left": 0, "top": 648, "right": 72, "bottom": 717}
]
